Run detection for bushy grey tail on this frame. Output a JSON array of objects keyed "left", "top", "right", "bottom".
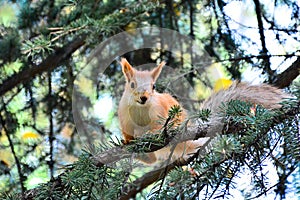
[{"left": 199, "top": 81, "right": 290, "bottom": 135}]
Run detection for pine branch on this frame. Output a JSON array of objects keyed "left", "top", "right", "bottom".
[{"left": 0, "top": 36, "right": 86, "bottom": 97}]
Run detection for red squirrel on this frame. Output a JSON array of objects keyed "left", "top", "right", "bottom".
[{"left": 118, "top": 58, "right": 289, "bottom": 164}]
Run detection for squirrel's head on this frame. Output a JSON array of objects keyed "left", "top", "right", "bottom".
[{"left": 120, "top": 58, "right": 165, "bottom": 106}]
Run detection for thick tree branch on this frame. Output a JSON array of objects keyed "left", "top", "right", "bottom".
[
  {"left": 0, "top": 36, "right": 86, "bottom": 97},
  {"left": 273, "top": 57, "right": 300, "bottom": 89},
  {"left": 218, "top": 54, "right": 299, "bottom": 88},
  {"left": 119, "top": 158, "right": 190, "bottom": 200},
  {"left": 92, "top": 124, "right": 209, "bottom": 167}
]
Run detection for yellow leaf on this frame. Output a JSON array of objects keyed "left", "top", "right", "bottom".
[
  {"left": 213, "top": 78, "right": 233, "bottom": 92},
  {"left": 21, "top": 132, "right": 40, "bottom": 140}
]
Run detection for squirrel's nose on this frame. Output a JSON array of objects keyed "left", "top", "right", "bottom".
[{"left": 140, "top": 96, "right": 148, "bottom": 104}]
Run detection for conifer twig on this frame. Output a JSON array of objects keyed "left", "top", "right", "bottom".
[{"left": 0, "top": 36, "right": 86, "bottom": 97}]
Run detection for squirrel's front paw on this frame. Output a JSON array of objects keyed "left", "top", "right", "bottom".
[
  {"left": 121, "top": 139, "right": 130, "bottom": 145},
  {"left": 122, "top": 132, "right": 135, "bottom": 145}
]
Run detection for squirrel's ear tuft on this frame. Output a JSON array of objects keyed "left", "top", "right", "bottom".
[
  {"left": 151, "top": 61, "right": 166, "bottom": 81},
  {"left": 120, "top": 58, "right": 134, "bottom": 81}
]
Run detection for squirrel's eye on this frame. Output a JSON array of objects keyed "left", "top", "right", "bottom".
[
  {"left": 130, "top": 82, "right": 135, "bottom": 89},
  {"left": 152, "top": 84, "right": 156, "bottom": 90}
]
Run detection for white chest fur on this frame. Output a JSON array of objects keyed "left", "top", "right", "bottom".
[{"left": 128, "top": 105, "right": 153, "bottom": 137}]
